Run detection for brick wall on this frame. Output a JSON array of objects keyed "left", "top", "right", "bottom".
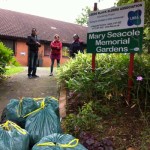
[
  {"left": 15, "top": 41, "right": 70, "bottom": 67},
  {"left": 15, "top": 40, "right": 28, "bottom": 66}
]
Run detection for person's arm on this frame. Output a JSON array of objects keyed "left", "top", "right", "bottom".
[
  {"left": 50, "top": 41, "right": 57, "bottom": 49},
  {"left": 60, "top": 42, "right": 62, "bottom": 50},
  {"left": 69, "top": 42, "right": 73, "bottom": 51},
  {"left": 36, "top": 37, "right": 41, "bottom": 47},
  {"left": 69, "top": 43, "right": 74, "bottom": 57},
  {"left": 26, "top": 36, "right": 33, "bottom": 46},
  {"left": 26, "top": 36, "right": 37, "bottom": 46},
  {"left": 79, "top": 40, "right": 84, "bottom": 53},
  {"left": 26, "top": 36, "right": 41, "bottom": 47},
  {"left": 51, "top": 41, "right": 61, "bottom": 50}
]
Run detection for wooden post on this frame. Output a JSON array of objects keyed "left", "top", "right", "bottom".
[
  {"left": 92, "top": 3, "right": 97, "bottom": 72},
  {"left": 127, "top": 53, "right": 134, "bottom": 104},
  {"left": 127, "top": 0, "right": 140, "bottom": 104}
]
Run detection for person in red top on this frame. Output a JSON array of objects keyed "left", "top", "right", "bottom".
[{"left": 49, "top": 34, "right": 62, "bottom": 76}]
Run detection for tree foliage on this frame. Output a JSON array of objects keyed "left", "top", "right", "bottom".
[{"left": 75, "top": 6, "right": 91, "bottom": 26}]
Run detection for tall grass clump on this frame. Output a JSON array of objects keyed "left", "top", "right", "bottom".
[
  {"left": 57, "top": 53, "right": 150, "bottom": 149},
  {"left": 57, "top": 53, "right": 128, "bottom": 101},
  {"left": 57, "top": 53, "right": 150, "bottom": 114}
]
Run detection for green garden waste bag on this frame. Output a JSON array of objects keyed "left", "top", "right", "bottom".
[
  {"left": 32, "top": 133, "right": 87, "bottom": 150},
  {"left": 0, "top": 120, "right": 29, "bottom": 150},
  {"left": 25, "top": 100, "right": 62, "bottom": 146},
  {"left": 34, "top": 96, "right": 59, "bottom": 117},
  {"left": 6, "top": 97, "right": 39, "bottom": 128}
]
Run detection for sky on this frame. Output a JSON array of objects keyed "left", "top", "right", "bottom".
[{"left": 0, "top": 0, "right": 117, "bottom": 24}]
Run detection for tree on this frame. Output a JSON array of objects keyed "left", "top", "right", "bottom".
[
  {"left": 117, "top": 0, "right": 150, "bottom": 53},
  {"left": 75, "top": 6, "right": 91, "bottom": 26}
]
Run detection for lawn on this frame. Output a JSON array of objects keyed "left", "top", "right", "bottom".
[{"left": 5, "top": 66, "right": 25, "bottom": 76}]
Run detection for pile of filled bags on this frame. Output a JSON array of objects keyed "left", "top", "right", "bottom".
[{"left": 0, "top": 96, "right": 87, "bottom": 150}]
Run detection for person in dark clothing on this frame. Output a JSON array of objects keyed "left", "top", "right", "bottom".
[
  {"left": 69, "top": 34, "right": 84, "bottom": 58},
  {"left": 26, "top": 28, "right": 41, "bottom": 78}
]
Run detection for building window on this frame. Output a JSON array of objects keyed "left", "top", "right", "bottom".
[
  {"left": 0, "top": 39, "right": 15, "bottom": 55},
  {"left": 44, "top": 44, "right": 50, "bottom": 56},
  {"left": 62, "top": 46, "right": 69, "bottom": 57},
  {"left": 44, "top": 44, "right": 70, "bottom": 57}
]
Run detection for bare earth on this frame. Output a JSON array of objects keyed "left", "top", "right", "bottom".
[{"left": 0, "top": 67, "right": 60, "bottom": 116}]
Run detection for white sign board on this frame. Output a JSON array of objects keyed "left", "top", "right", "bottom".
[{"left": 88, "top": 2, "right": 144, "bottom": 33}]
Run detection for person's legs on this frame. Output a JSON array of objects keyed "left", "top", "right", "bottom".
[
  {"left": 28, "top": 50, "right": 34, "bottom": 78},
  {"left": 71, "top": 52, "right": 75, "bottom": 58},
  {"left": 57, "top": 59, "right": 60, "bottom": 68},
  {"left": 32, "top": 52, "right": 38, "bottom": 77},
  {"left": 50, "top": 58, "right": 55, "bottom": 76},
  {"left": 70, "top": 50, "right": 75, "bottom": 58}
]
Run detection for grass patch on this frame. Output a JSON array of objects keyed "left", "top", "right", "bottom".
[{"left": 5, "top": 66, "right": 25, "bottom": 76}]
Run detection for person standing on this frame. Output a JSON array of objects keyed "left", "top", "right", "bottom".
[
  {"left": 49, "top": 34, "right": 62, "bottom": 76},
  {"left": 26, "top": 28, "right": 41, "bottom": 79},
  {"left": 69, "top": 34, "right": 84, "bottom": 58}
]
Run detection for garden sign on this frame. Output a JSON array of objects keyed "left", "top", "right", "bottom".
[{"left": 87, "top": 2, "right": 145, "bottom": 53}]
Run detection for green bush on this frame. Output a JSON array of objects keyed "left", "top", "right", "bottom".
[
  {"left": 58, "top": 53, "right": 150, "bottom": 149},
  {"left": 57, "top": 53, "right": 150, "bottom": 117},
  {"left": 0, "top": 42, "right": 19, "bottom": 76},
  {"left": 64, "top": 101, "right": 102, "bottom": 135}
]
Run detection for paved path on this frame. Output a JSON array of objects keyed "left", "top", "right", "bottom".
[{"left": 0, "top": 67, "right": 66, "bottom": 117}]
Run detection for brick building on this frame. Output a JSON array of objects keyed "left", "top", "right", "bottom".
[{"left": 0, "top": 8, "right": 87, "bottom": 67}]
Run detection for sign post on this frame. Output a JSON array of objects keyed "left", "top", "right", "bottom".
[
  {"left": 127, "top": 53, "right": 134, "bottom": 104},
  {"left": 87, "top": 1, "right": 145, "bottom": 103},
  {"left": 127, "top": 0, "right": 141, "bottom": 104},
  {"left": 92, "top": 3, "right": 97, "bottom": 72}
]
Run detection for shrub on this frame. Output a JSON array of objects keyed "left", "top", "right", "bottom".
[{"left": 0, "top": 42, "right": 19, "bottom": 77}]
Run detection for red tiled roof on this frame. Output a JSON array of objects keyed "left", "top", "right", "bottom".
[{"left": 0, "top": 8, "right": 88, "bottom": 44}]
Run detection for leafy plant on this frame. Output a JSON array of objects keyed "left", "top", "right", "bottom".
[
  {"left": 0, "top": 42, "right": 19, "bottom": 77},
  {"left": 79, "top": 131, "right": 114, "bottom": 150},
  {"left": 140, "top": 128, "right": 150, "bottom": 149},
  {"left": 58, "top": 53, "right": 150, "bottom": 149},
  {"left": 57, "top": 53, "right": 150, "bottom": 107},
  {"left": 63, "top": 101, "right": 102, "bottom": 135},
  {"left": 75, "top": 6, "right": 91, "bottom": 26}
]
